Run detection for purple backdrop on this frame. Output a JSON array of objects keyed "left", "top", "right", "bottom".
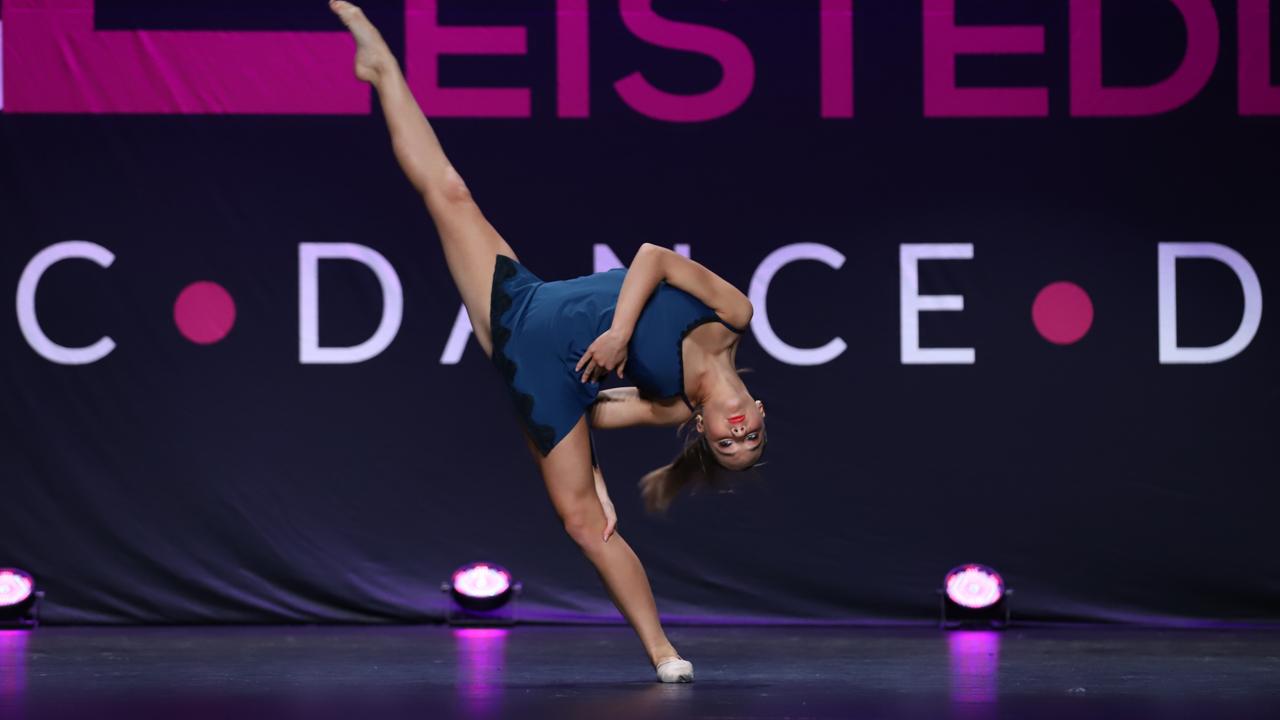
[{"left": 1, "top": 0, "right": 1278, "bottom": 624}]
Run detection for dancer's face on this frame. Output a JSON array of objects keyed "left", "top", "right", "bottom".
[{"left": 696, "top": 396, "right": 766, "bottom": 471}]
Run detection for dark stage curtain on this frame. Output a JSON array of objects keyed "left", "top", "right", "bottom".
[{"left": 1, "top": 0, "right": 1276, "bottom": 624}]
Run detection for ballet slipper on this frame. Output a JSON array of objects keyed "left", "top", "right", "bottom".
[{"left": 655, "top": 656, "right": 694, "bottom": 683}]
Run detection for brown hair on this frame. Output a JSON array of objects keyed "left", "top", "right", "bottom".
[{"left": 638, "top": 413, "right": 766, "bottom": 514}]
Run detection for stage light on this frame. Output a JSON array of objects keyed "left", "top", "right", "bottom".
[
  {"left": 451, "top": 563, "right": 512, "bottom": 610},
  {"left": 947, "top": 565, "right": 1003, "bottom": 609},
  {"left": 0, "top": 568, "right": 41, "bottom": 628},
  {"left": 938, "top": 564, "right": 1013, "bottom": 629},
  {"left": 441, "top": 562, "right": 522, "bottom": 626}
]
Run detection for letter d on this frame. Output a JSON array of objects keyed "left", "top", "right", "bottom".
[
  {"left": 1158, "top": 242, "right": 1262, "bottom": 364},
  {"left": 299, "top": 243, "right": 403, "bottom": 364}
]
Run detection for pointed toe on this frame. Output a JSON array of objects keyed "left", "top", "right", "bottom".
[{"left": 655, "top": 658, "right": 694, "bottom": 683}]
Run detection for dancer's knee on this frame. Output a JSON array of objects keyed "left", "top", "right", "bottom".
[
  {"left": 440, "top": 164, "right": 472, "bottom": 204},
  {"left": 561, "top": 505, "right": 602, "bottom": 551},
  {"left": 412, "top": 163, "right": 472, "bottom": 210}
]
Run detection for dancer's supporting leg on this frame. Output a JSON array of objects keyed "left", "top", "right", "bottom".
[
  {"left": 330, "top": 1, "right": 684, "bottom": 671},
  {"left": 530, "top": 420, "right": 683, "bottom": 669}
]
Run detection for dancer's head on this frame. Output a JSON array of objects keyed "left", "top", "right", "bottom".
[
  {"left": 696, "top": 395, "right": 767, "bottom": 471},
  {"left": 639, "top": 391, "right": 766, "bottom": 513}
]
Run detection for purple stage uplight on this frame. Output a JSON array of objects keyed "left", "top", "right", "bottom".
[
  {"left": 452, "top": 564, "right": 512, "bottom": 600},
  {"left": 945, "top": 565, "right": 1004, "bottom": 610},
  {"left": 0, "top": 570, "right": 34, "bottom": 609},
  {"left": 443, "top": 562, "right": 522, "bottom": 625}
]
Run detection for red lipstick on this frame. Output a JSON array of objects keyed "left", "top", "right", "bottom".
[{"left": 728, "top": 414, "right": 746, "bottom": 424}]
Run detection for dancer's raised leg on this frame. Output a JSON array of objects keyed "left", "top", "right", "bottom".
[
  {"left": 531, "top": 419, "right": 690, "bottom": 677},
  {"left": 330, "top": 0, "right": 513, "bottom": 356}
]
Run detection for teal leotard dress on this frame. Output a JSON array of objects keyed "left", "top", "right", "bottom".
[{"left": 489, "top": 254, "right": 742, "bottom": 456}]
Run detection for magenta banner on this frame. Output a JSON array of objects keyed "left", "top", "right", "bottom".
[{"left": 4, "top": 0, "right": 1278, "bottom": 116}]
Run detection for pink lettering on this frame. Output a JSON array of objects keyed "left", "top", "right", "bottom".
[
  {"left": 1070, "top": 0, "right": 1220, "bottom": 116},
  {"left": 821, "top": 0, "right": 855, "bottom": 118},
  {"left": 557, "top": 0, "right": 590, "bottom": 118},
  {"left": 614, "top": 0, "right": 756, "bottom": 123},
  {"left": 3, "top": 0, "right": 366, "bottom": 114},
  {"left": 405, "top": 0, "right": 531, "bottom": 118},
  {"left": 922, "top": 0, "right": 1048, "bottom": 118},
  {"left": 1239, "top": 0, "right": 1280, "bottom": 115}
]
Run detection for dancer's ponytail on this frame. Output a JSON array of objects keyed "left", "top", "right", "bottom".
[
  {"left": 639, "top": 419, "right": 723, "bottom": 514},
  {"left": 640, "top": 391, "right": 769, "bottom": 513}
]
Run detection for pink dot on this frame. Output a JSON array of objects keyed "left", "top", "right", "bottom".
[
  {"left": 174, "top": 281, "right": 236, "bottom": 345},
  {"left": 1032, "top": 281, "right": 1093, "bottom": 345}
]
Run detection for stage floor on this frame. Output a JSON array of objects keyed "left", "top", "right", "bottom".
[{"left": 1, "top": 624, "right": 1278, "bottom": 719}]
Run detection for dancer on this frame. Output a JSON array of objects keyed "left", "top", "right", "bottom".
[{"left": 328, "top": 1, "right": 766, "bottom": 683}]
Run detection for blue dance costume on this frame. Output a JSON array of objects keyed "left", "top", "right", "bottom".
[{"left": 490, "top": 255, "right": 742, "bottom": 456}]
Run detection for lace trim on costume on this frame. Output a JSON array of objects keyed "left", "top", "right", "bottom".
[{"left": 490, "top": 255, "right": 558, "bottom": 456}]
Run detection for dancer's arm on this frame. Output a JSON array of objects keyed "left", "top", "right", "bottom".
[
  {"left": 576, "top": 244, "right": 751, "bottom": 381},
  {"left": 588, "top": 388, "right": 692, "bottom": 429},
  {"left": 616, "top": 243, "right": 753, "bottom": 332}
]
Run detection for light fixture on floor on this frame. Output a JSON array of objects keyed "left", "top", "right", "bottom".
[
  {"left": 938, "top": 564, "right": 1012, "bottom": 629},
  {"left": 0, "top": 568, "right": 41, "bottom": 629},
  {"left": 441, "top": 562, "right": 522, "bottom": 626}
]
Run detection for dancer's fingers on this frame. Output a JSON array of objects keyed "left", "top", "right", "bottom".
[
  {"left": 616, "top": 359, "right": 626, "bottom": 379},
  {"left": 575, "top": 350, "right": 591, "bottom": 372},
  {"left": 581, "top": 359, "right": 598, "bottom": 383}
]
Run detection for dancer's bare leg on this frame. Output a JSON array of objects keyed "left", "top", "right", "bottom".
[
  {"left": 330, "top": 0, "right": 512, "bottom": 355},
  {"left": 530, "top": 419, "right": 684, "bottom": 669},
  {"left": 331, "top": 1, "right": 684, "bottom": 671}
]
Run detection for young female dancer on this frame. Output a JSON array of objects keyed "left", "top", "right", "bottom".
[{"left": 328, "top": 1, "right": 766, "bottom": 682}]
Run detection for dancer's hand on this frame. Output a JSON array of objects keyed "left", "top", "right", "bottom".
[
  {"left": 593, "top": 466, "right": 617, "bottom": 543},
  {"left": 599, "top": 497, "right": 617, "bottom": 543},
  {"left": 577, "top": 328, "right": 629, "bottom": 383}
]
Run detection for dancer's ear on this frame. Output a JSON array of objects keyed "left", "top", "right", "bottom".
[
  {"left": 694, "top": 414, "right": 704, "bottom": 433},
  {"left": 755, "top": 400, "right": 765, "bottom": 418}
]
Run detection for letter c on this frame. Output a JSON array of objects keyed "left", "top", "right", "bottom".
[
  {"left": 749, "top": 243, "right": 847, "bottom": 366},
  {"left": 17, "top": 241, "right": 118, "bottom": 365}
]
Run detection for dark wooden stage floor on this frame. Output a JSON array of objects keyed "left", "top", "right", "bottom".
[{"left": 1, "top": 624, "right": 1277, "bottom": 719}]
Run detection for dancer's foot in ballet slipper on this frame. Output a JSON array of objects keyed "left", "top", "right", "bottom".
[
  {"left": 654, "top": 654, "right": 694, "bottom": 683},
  {"left": 328, "top": 0, "right": 396, "bottom": 84}
]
